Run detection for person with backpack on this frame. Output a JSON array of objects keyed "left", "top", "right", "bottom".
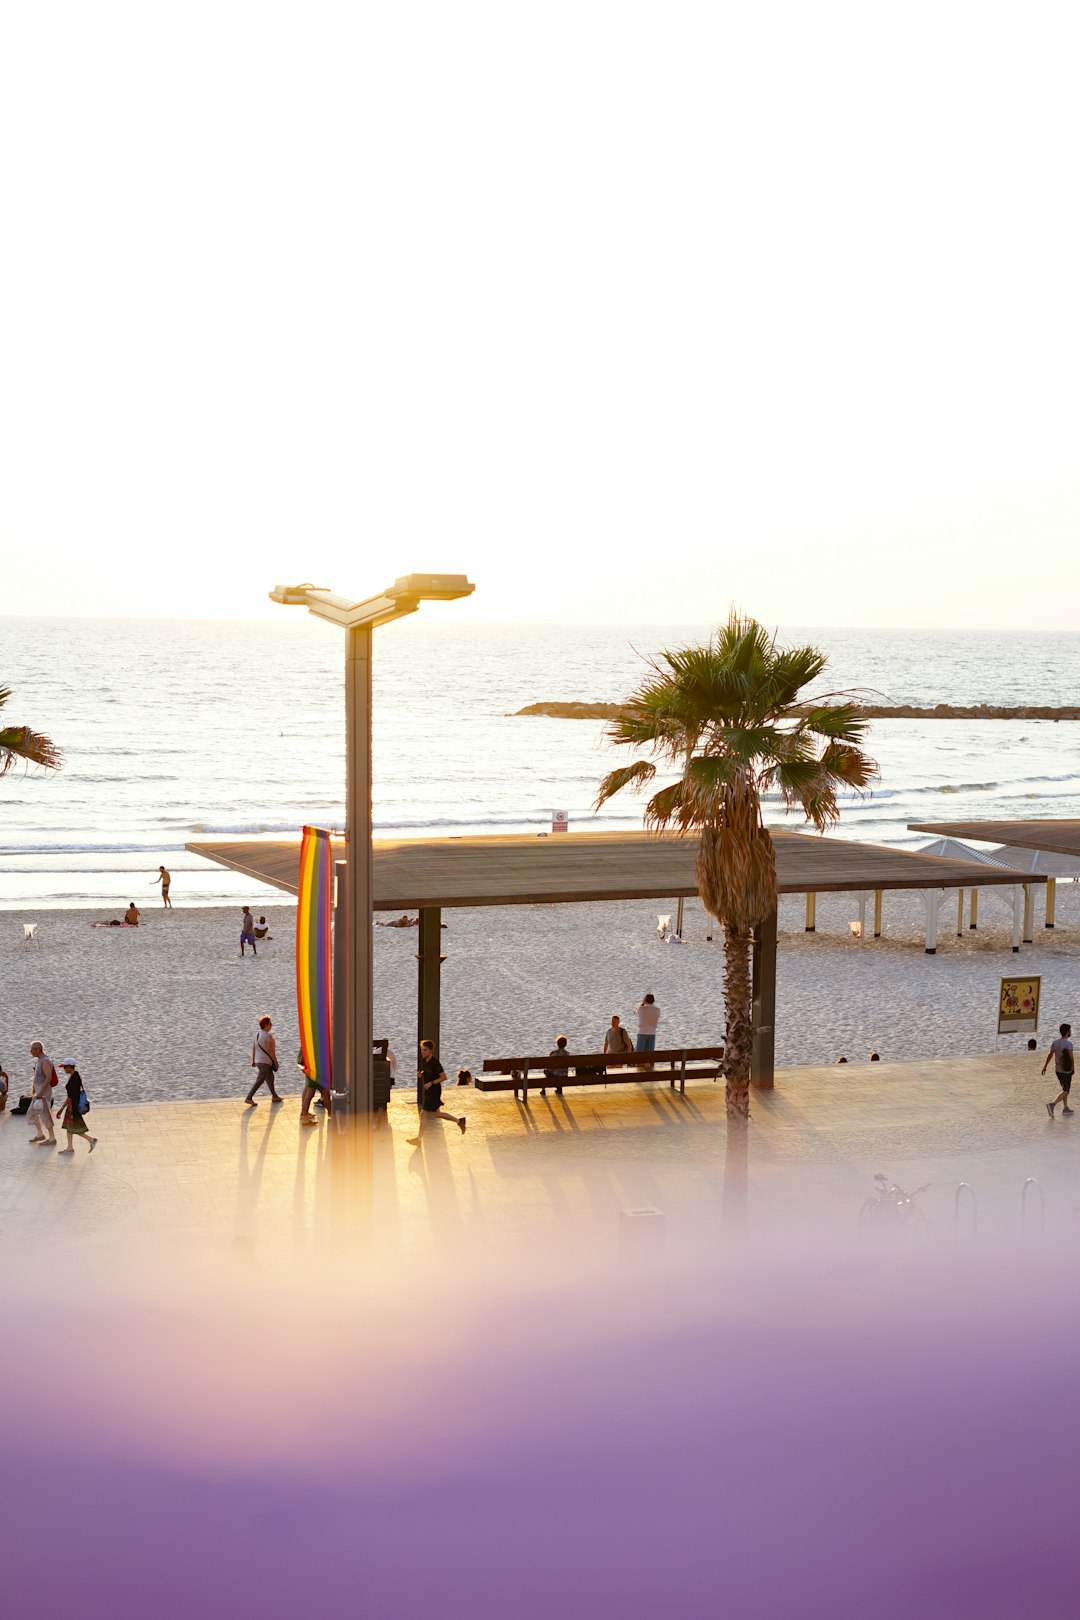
[
  {"left": 56, "top": 1061, "right": 98, "bottom": 1155},
  {"left": 26, "top": 1041, "right": 57, "bottom": 1146},
  {"left": 603, "top": 1014, "right": 634, "bottom": 1059},
  {"left": 245, "top": 1014, "right": 284, "bottom": 1105},
  {"left": 1043, "top": 1023, "right": 1075, "bottom": 1118}
]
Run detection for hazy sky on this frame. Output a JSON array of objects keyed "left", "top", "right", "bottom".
[{"left": 2, "top": 2, "right": 1078, "bottom": 627}]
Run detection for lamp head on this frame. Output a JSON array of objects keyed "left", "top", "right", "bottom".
[
  {"left": 388, "top": 573, "right": 474, "bottom": 603},
  {"left": 269, "top": 583, "right": 328, "bottom": 606}
]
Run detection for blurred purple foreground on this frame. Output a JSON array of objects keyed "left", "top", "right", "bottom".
[{"left": 1, "top": 1248, "right": 1073, "bottom": 1619}]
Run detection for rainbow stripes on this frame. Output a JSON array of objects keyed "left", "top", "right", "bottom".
[{"left": 296, "top": 826, "right": 333, "bottom": 1089}]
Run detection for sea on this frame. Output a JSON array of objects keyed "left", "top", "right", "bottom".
[{"left": 1, "top": 617, "right": 1078, "bottom": 908}]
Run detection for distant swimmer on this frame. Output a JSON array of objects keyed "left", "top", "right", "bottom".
[
  {"left": 152, "top": 865, "right": 173, "bottom": 908},
  {"left": 124, "top": 902, "right": 140, "bottom": 926}
]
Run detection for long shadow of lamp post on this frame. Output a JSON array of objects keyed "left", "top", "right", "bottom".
[{"left": 269, "top": 575, "right": 475, "bottom": 1120}]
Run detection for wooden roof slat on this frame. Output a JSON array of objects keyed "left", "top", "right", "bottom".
[{"left": 187, "top": 829, "right": 1045, "bottom": 908}]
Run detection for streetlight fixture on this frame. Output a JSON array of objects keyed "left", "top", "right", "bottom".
[{"left": 270, "top": 573, "right": 475, "bottom": 1116}]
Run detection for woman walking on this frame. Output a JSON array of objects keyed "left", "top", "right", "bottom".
[
  {"left": 57, "top": 1060, "right": 97, "bottom": 1155},
  {"left": 245, "top": 1015, "right": 284, "bottom": 1105}
]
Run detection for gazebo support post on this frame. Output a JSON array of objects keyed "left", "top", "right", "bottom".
[
  {"left": 332, "top": 859, "right": 348, "bottom": 1089},
  {"left": 1012, "top": 887, "right": 1021, "bottom": 952},
  {"left": 1046, "top": 877, "right": 1057, "bottom": 929},
  {"left": 417, "top": 906, "right": 444, "bottom": 1059},
  {"left": 675, "top": 896, "right": 685, "bottom": 939},
  {"left": 1022, "top": 884, "right": 1034, "bottom": 945},
  {"left": 957, "top": 890, "right": 964, "bottom": 937},
  {"left": 805, "top": 892, "right": 816, "bottom": 932},
  {"left": 751, "top": 905, "right": 777, "bottom": 1089},
  {"left": 873, "top": 889, "right": 882, "bottom": 938},
  {"left": 924, "top": 891, "right": 940, "bottom": 954},
  {"left": 969, "top": 888, "right": 978, "bottom": 931}
]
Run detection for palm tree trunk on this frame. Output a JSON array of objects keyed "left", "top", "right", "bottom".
[{"left": 723, "top": 924, "right": 753, "bottom": 1118}]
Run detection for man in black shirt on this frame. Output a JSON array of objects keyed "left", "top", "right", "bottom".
[{"left": 408, "top": 1040, "right": 467, "bottom": 1144}]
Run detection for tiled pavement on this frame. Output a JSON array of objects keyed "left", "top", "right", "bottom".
[{"left": 3, "top": 1053, "right": 1076, "bottom": 1259}]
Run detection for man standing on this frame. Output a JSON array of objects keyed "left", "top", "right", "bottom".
[
  {"left": 635, "top": 994, "right": 661, "bottom": 1055},
  {"left": 407, "top": 1040, "right": 466, "bottom": 1144},
  {"left": 27, "top": 1041, "right": 57, "bottom": 1147},
  {"left": 152, "top": 866, "right": 172, "bottom": 908},
  {"left": 603, "top": 1015, "right": 633, "bottom": 1058},
  {"left": 1044, "top": 1023, "right": 1075, "bottom": 1118},
  {"left": 240, "top": 906, "right": 257, "bottom": 957}
]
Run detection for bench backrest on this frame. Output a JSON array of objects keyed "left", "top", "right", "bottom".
[{"left": 482, "top": 1046, "right": 724, "bottom": 1074}]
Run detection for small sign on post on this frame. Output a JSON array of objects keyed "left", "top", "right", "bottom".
[
  {"left": 998, "top": 975, "right": 1041, "bottom": 1035},
  {"left": 551, "top": 809, "right": 569, "bottom": 834}
]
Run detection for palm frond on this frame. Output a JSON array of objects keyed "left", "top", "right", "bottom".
[
  {"left": 594, "top": 759, "right": 657, "bottom": 810},
  {"left": 0, "top": 725, "right": 64, "bottom": 775}
]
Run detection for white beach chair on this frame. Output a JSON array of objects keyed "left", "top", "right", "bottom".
[
  {"left": 657, "top": 914, "right": 671, "bottom": 941},
  {"left": 23, "top": 923, "right": 36, "bottom": 944},
  {"left": 848, "top": 920, "right": 863, "bottom": 940}
]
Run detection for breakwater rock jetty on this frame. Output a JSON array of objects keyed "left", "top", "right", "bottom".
[{"left": 514, "top": 701, "right": 1080, "bottom": 721}]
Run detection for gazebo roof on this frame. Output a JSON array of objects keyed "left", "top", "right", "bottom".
[
  {"left": 909, "top": 819, "right": 1080, "bottom": 857},
  {"left": 187, "top": 829, "right": 1044, "bottom": 910}
]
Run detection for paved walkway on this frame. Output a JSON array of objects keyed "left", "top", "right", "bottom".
[{"left": 2, "top": 1053, "right": 1075, "bottom": 1258}]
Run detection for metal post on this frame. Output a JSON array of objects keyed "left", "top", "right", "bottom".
[
  {"left": 957, "top": 889, "right": 964, "bottom": 937},
  {"left": 675, "top": 896, "right": 684, "bottom": 939},
  {"left": 416, "top": 905, "right": 443, "bottom": 1058},
  {"left": 857, "top": 891, "right": 867, "bottom": 942},
  {"left": 1022, "top": 884, "right": 1034, "bottom": 945},
  {"left": 1012, "top": 886, "right": 1021, "bottom": 953},
  {"left": 805, "top": 892, "right": 816, "bottom": 932},
  {"left": 751, "top": 904, "right": 777, "bottom": 1089},
  {"left": 344, "top": 624, "right": 374, "bottom": 1115},
  {"left": 1046, "top": 877, "right": 1057, "bottom": 929},
  {"left": 969, "top": 887, "right": 978, "bottom": 930},
  {"left": 873, "top": 889, "right": 882, "bottom": 938}
]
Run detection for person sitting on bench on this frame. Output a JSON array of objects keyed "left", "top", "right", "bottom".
[{"left": 543, "top": 1035, "right": 569, "bottom": 1097}]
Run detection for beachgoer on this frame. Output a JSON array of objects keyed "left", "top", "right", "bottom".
[
  {"left": 386, "top": 1046, "right": 398, "bottom": 1083},
  {"left": 1043, "top": 1023, "right": 1074, "bottom": 1118},
  {"left": 27, "top": 1042, "right": 57, "bottom": 1146},
  {"left": 0, "top": 1060, "right": 8, "bottom": 1111},
  {"left": 636, "top": 994, "right": 661, "bottom": 1055},
  {"left": 407, "top": 1040, "right": 466, "bottom": 1143},
  {"left": 240, "top": 906, "right": 257, "bottom": 957},
  {"left": 253, "top": 916, "right": 271, "bottom": 940},
  {"left": 56, "top": 1062, "right": 98, "bottom": 1155},
  {"left": 245, "top": 1015, "right": 284, "bottom": 1105},
  {"left": 152, "top": 866, "right": 172, "bottom": 908},
  {"left": 543, "top": 1034, "right": 570, "bottom": 1097},
  {"left": 603, "top": 1016, "right": 633, "bottom": 1057},
  {"left": 124, "top": 902, "right": 140, "bottom": 926}
]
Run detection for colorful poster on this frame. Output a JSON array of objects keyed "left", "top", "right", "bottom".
[
  {"left": 998, "top": 976, "right": 1041, "bottom": 1035},
  {"left": 296, "top": 825, "right": 333, "bottom": 1088}
]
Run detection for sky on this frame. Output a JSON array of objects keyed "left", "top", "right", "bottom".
[{"left": 2, "top": 1, "right": 1078, "bottom": 627}]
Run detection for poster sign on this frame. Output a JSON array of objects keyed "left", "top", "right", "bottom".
[
  {"left": 998, "top": 976, "right": 1041, "bottom": 1035},
  {"left": 551, "top": 809, "right": 569, "bottom": 834}
]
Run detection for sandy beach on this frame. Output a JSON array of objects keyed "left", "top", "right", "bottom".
[{"left": 2, "top": 883, "right": 1078, "bottom": 1106}]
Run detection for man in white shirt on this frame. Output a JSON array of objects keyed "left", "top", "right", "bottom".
[
  {"left": 1043, "top": 1022, "right": 1075, "bottom": 1118},
  {"left": 28, "top": 1041, "right": 57, "bottom": 1146},
  {"left": 636, "top": 994, "right": 661, "bottom": 1053}
]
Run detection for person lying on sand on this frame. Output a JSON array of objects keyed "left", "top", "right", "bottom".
[{"left": 377, "top": 914, "right": 418, "bottom": 928}]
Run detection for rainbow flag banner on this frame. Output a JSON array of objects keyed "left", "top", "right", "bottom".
[{"left": 296, "top": 825, "right": 333, "bottom": 1091}]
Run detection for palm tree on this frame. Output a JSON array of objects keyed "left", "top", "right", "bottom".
[
  {"left": 595, "top": 614, "right": 877, "bottom": 1120},
  {"left": 0, "top": 686, "right": 63, "bottom": 776}
]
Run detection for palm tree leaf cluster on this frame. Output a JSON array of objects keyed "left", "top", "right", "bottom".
[
  {"left": 595, "top": 614, "right": 878, "bottom": 1119},
  {"left": 0, "top": 686, "right": 63, "bottom": 775}
]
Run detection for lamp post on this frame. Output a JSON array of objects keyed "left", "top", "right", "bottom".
[{"left": 269, "top": 574, "right": 475, "bottom": 1116}]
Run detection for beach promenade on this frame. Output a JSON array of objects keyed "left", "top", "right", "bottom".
[{"left": 4, "top": 1052, "right": 1074, "bottom": 1259}]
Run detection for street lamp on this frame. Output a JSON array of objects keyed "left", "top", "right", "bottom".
[{"left": 270, "top": 573, "right": 475, "bottom": 1116}]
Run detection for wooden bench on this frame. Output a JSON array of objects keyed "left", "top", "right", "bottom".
[{"left": 477, "top": 1047, "right": 725, "bottom": 1104}]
